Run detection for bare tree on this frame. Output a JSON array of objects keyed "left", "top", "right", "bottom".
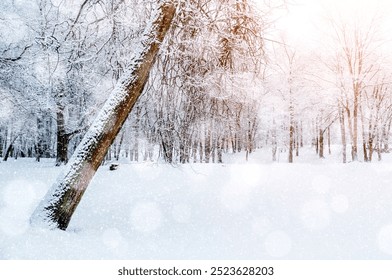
[
  {"left": 330, "top": 17, "right": 379, "bottom": 161},
  {"left": 30, "top": 0, "right": 176, "bottom": 230}
]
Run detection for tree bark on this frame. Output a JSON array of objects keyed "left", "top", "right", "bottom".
[
  {"left": 55, "top": 106, "right": 70, "bottom": 166},
  {"left": 217, "top": 137, "right": 223, "bottom": 163},
  {"left": 204, "top": 126, "right": 211, "bottom": 163},
  {"left": 360, "top": 102, "right": 368, "bottom": 162},
  {"left": 288, "top": 102, "right": 294, "bottom": 163},
  {"left": 352, "top": 97, "right": 358, "bottom": 161},
  {"left": 3, "top": 135, "right": 19, "bottom": 161},
  {"left": 30, "top": 1, "right": 176, "bottom": 230},
  {"left": 319, "top": 128, "right": 324, "bottom": 158},
  {"left": 381, "top": 119, "right": 391, "bottom": 153},
  {"left": 339, "top": 105, "right": 347, "bottom": 163},
  {"left": 271, "top": 118, "right": 277, "bottom": 162},
  {"left": 3, "top": 144, "right": 13, "bottom": 161}
]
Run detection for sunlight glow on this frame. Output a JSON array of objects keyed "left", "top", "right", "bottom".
[{"left": 272, "top": 0, "right": 392, "bottom": 48}]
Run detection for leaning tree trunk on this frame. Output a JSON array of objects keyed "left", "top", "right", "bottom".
[{"left": 30, "top": 0, "right": 176, "bottom": 230}]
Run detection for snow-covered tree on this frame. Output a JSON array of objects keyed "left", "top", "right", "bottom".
[{"left": 30, "top": 0, "right": 176, "bottom": 230}]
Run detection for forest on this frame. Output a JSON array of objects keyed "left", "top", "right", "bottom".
[
  {"left": 3, "top": 0, "right": 392, "bottom": 260},
  {"left": 1, "top": 0, "right": 391, "bottom": 167}
]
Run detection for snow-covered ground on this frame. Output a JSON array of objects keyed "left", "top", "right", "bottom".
[{"left": 1, "top": 148, "right": 392, "bottom": 259}]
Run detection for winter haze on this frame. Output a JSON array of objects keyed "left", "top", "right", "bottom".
[{"left": 1, "top": 0, "right": 392, "bottom": 259}]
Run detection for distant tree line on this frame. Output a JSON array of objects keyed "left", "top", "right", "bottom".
[{"left": 1, "top": 0, "right": 392, "bottom": 164}]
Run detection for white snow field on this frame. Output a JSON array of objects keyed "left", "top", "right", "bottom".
[{"left": 1, "top": 149, "right": 392, "bottom": 259}]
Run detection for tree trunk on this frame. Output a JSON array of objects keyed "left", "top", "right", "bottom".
[
  {"left": 319, "top": 128, "right": 324, "bottom": 158},
  {"left": 217, "top": 137, "right": 223, "bottom": 163},
  {"left": 3, "top": 135, "right": 19, "bottom": 161},
  {"left": 368, "top": 137, "right": 373, "bottom": 162},
  {"left": 288, "top": 103, "right": 294, "bottom": 163},
  {"left": 204, "top": 127, "right": 211, "bottom": 163},
  {"left": 339, "top": 105, "right": 347, "bottom": 163},
  {"left": 377, "top": 134, "right": 382, "bottom": 161},
  {"left": 35, "top": 117, "right": 44, "bottom": 162},
  {"left": 352, "top": 93, "right": 359, "bottom": 161},
  {"left": 360, "top": 103, "right": 368, "bottom": 162},
  {"left": 288, "top": 124, "right": 294, "bottom": 163},
  {"left": 134, "top": 107, "right": 140, "bottom": 162},
  {"left": 55, "top": 107, "right": 70, "bottom": 166},
  {"left": 382, "top": 119, "right": 392, "bottom": 153},
  {"left": 199, "top": 140, "right": 203, "bottom": 163},
  {"left": 3, "top": 144, "right": 13, "bottom": 162},
  {"left": 271, "top": 119, "right": 277, "bottom": 162},
  {"left": 30, "top": 1, "right": 176, "bottom": 230},
  {"left": 192, "top": 140, "right": 197, "bottom": 163},
  {"left": 180, "top": 142, "right": 186, "bottom": 163},
  {"left": 115, "top": 131, "right": 125, "bottom": 161}
]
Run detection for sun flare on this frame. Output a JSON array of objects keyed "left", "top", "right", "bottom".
[{"left": 272, "top": 0, "right": 392, "bottom": 48}]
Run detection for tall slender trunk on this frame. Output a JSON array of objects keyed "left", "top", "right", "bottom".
[
  {"left": 377, "top": 129, "right": 382, "bottom": 161},
  {"left": 368, "top": 137, "right": 373, "bottom": 162},
  {"left": 204, "top": 126, "right": 211, "bottom": 163},
  {"left": 3, "top": 143, "right": 14, "bottom": 161},
  {"left": 288, "top": 102, "right": 294, "bottom": 163},
  {"left": 115, "top": 131, "right": 125, "bottom": 161},
  {"left": 199, "top": 140, "right": 203, "bottom": 163},
  {"left": 3, "top": 131, "right": 19, "bottom": 161},
  {"left": 217, "top": 137, "right": 223, "bottom": 163},
  {"left": 382, "top": 119, "right": 392, "bottom": 153},
  {"left": 192, "top": 140, "right": 197, "bottom": 163},
  {"left": 288, "top": 123, "right": 294, "bottom": 163},
  {"left": 352, "top": 91, "right": 359, "bottom": 161},
  {"left": 36, "top": 116, "right": 44, "bottom": 162},
  {"left": 319, "top": 128, "right": 324, "bottom": 158},
  {"left": 339, "top": 105, "right": 347, "bottom": 163},
  {"left": 360, "top": 103, "right": 368, "bottom": 162},
  {"left": 345, "top": 104, "right": 355, "bottom": 162},
  {"left": 55, "top": 106, "right": 70, "bottom": 166},
  {"left": 272, "top": 118, "right": 277, "bottom": 162}
]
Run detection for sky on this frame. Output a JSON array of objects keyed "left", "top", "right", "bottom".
[{"left": 272, "top": 0, "right": 392, "bottom": 50}]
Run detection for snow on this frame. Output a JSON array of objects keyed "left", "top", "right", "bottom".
[
  {"left": 300, "top": 199, "right": 331, "bottom": 231},
  {"left": 130, "top": 201, "right": 164, "bottom": 233},
  {"left": 2, "top": 149, "right": 392, "bottom": 259},
  {"left": 264, "top": 230, "right": 292, "bottom": 258},
  {"left": 330, "top": 195, "right": 349, "bottom": 214},
  {"left": 378, "top": 225, "right": 392, "bottom": 255}
]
